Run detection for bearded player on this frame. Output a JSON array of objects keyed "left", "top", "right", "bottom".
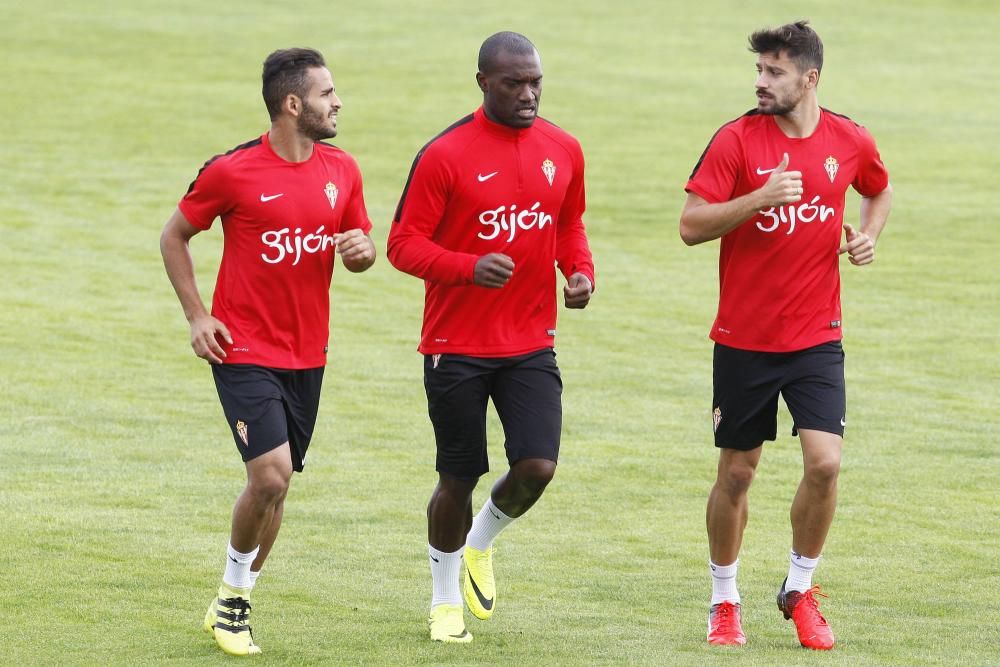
[
  {"left": 160, "top": 48, "right": 375, "bottom": 656},
  {"left": 680, "top": 22, "right": 893, "bottom": 650}
]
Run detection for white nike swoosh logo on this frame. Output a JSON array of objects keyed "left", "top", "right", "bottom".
[
  {"left": 477, "top": 171, "right": 499, "bottom": 182},
  {"left": 840, "top": 418, "right": 847, "bottom": 427},
  {"left": 756, "top": 167, "right": 776, "bottom": 175},
  {"left": 260, "top": 193, "right": 284, "bottom": 202}
]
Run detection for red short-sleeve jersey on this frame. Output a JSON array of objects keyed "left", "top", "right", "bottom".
[
  {"left": 179, "top": 133, "right": 372, "bottom": 368},
  {"left": 387, "top": 107, "right": 595, "bottom": 357},
  {"left": 686, "top": 109, "right": 889, "bottom": 352}
]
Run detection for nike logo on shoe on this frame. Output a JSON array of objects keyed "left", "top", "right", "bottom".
[
  {"left": 260, "top": 193, "right": 284, "bottom": 202},
  {"left": 477, "top": 171, "right": 499, "bottom": 182},
  {"left": 468, "top": 573, "right": 494, "bottom": 610}
]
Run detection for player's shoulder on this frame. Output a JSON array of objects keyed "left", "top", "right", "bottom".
[
  {"left": 533, "top": 117, "right": 583, "bottom": 155},
  {"left": 721, "top": 109, "right": 768, "bottom": 136},
  {"left": 199, "top": 136, "right": 265, "bottom": 172},
  {"left": 188, "top": 136, "right": 263, "bottom": 191},
  {"left": 420, "top": 113, "right": 478, "bottom": 157},
  {"left": 820, "top": 108, "right": 882, "bottom": 156},
  {"left": 315, "top": 141, "right": 362, "bottom": 170},
  {"left": 822, "top": 108, "right": 878, "bottom": 139},
  {"left": 697, "top": 109, "right": 761, "bottom": 155}
]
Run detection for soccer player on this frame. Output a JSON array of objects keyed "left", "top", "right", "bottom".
[
  {"left": 159, "top": 48, "right": 376, "bottom": 656},
  {"left": 680, "top": 22, "right": 893, "bottom": 650},
  {"left": 387, "top": 31, "right": 595, "bottom": 643}
]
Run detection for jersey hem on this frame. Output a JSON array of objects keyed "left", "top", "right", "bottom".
[
  {"left": 220, "top": 356, "right": 328, "bottom": 370},
  {"left": 709, "top": 331, "right": 843, "bottom": 353},
  {"left": 417, "top": 342, "right": 555, "bottom": 358}
]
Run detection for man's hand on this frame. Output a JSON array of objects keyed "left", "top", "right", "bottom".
[
  {"left": 334, "top": 229, "right": 376, "bottom": 272},
  {"left": 838, "top": 223, "right": 875, "bottom": 265},
  {"left": 564, "top": 273, "right": 593, "bottom": 309},
  {"left": 190, "top": 314, "right": 232, "bottom": 364},
  {"left": 758, "top": 152, "right": 803, "bottom": 208},
  {"left": 474, "top": 253, "right": 515, "bottom": 288}
]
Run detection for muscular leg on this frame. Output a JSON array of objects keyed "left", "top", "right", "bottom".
[
  {"left": 790, "top": 429, "right": 842, "bottom": 558},
  {"left": 490, "top": 458, "right": 557, "bottom": 518},
  {"left": 230, "top": 443, "right": 294, "bottom": 561},
  {"left": 707, "top": 446, "right": 763, "bottom": 565},
  {"left": 251, "top": 496, "right": 285, "bottom": 572},
  {"left": 428, "top": 472, "right": 479, "bottom": 552}
]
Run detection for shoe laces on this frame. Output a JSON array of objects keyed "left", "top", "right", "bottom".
[
  {"left": 796, "top": 586, "right": 829, "bottom": 626},
  {"left": 220, "top": 596, "right": 253, "bottom": 627},
  {"left": 712, "top": 602, "right": 739, "bottom": 628}
]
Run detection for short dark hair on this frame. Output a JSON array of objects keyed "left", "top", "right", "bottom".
[
  {"left": 748, "top": 21, "right": 823, "bottom": 74},
  {"left": 478, "top": 31, "right": 536, "bottom": 74},
  {"left": 262, "top": 48, "right": 326, "bottom": 120}
]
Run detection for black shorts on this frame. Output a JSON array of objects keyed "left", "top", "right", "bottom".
[
  {"left": 423, "top": 348, "right": 562, "bottom": 479},
  {"left": 212, "top": 364, "right": 324, "bottom": 472},
  {"left": 712, "top": 341, "right": 845, "bottom": 450}
]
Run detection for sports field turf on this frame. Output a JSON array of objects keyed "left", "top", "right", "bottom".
[{"left": 1, "top": 0, "right": 997, "bottom": 664}]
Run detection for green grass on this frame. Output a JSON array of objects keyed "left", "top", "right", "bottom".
[{"left": 2, "top": 0, "right": 998, "bottom": 664}]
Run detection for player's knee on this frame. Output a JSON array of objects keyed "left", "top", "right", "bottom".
[
  {"left": 436, "top": 472, "right": 478, "bottom": 498},
  {"left": 515, "top": 458, "right": 557, "bottom": 494},
  {"left": 720, "top": 463, "right": 756, "bottom": 495},
  {"left": 805, "top": 456, "right": 840, "bottom": 487},
  {"left": 248, "top": 469, "right": 291, "bottom": 504}
]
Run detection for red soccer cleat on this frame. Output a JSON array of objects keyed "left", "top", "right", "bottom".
[
  {"left": 777, "top": 580, "right": 835, "bottom": 650},
  {"left": 707, "top": 601, "right": 746, "bottom": 646}
]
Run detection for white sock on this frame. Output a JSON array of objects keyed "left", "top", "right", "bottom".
[
  {"left": 465, "top": 497, "right": 515, "bottom": 551},
  {"left": 429, "top": 545, "right": 463, "bottom": 609},
  {"left": 249, "top": 570, "right": 261, "bottom": 590},
  {"left": 786, "top": 550, "right": 820, "bottom": 592},
  {"left": 223, "top": 543, "right": 259, "bottom": 591},
  {"left": 710, "top": 560, "right": 740, "bottom": 605}
]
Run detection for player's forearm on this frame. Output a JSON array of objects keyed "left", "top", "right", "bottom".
[
  {"left": 859, "top": 183, "right": 893, "bottom": 244},
  {"left": 556, "top": 225, "right": 595, "bottom": 288},
  {"left": 387, "top": 234, "right": 478, "bottom": 285},
  {"left": 160, "top": 233, "right": 209, "bottom": 323},
  {"left": 680, "top": 190, "right": 766, "bottom": 245}
]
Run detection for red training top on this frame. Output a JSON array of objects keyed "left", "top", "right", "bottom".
[
  {"left": 686, "top": 109, "right": 889, "bottom": 352},
  {"left": 387, "top": 106, "right": 595, "bottom": 357},
  {"left": 179, "top": 133, "right": 373, "bottom": 369}
]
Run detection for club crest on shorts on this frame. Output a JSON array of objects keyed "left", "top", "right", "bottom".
[
  {"left": 324, "top": 181, "right": 339, "bottom": 210},
  {"left": 824, "top": 156, "right": 839, "bottom": 183},
  {"left": 713, "top": 407, "right": 722, "bottom": 433},
  {"left": 541, "top": 158, "right": 556, "bottom": 186},
  {"left": 235, "top": 420, "right": 248, "bottom": 446}
]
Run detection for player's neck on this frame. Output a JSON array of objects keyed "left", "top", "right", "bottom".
[
  {"left": 267, "top": 124, "right": 315, "bottom": 163},
  {"left": 773, "top": 99, "right": 821, "bottom": 139}
]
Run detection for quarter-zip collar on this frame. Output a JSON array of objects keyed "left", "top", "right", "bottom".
[{"left": 475, "top": 106, "right": 532, "bottom": 141}]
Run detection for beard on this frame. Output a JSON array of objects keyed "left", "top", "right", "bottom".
[
  {"left": 297, "top": 103, "right": 336, "bottom": 140},
  {"left": 757, "top": 88, "right": 804, "bottom": 116},
  {"left": 760, "top": 100, "right": 795, "bottom": 116}
]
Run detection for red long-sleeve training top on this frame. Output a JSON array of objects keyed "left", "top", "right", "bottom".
[{"left": 387, "top": 106, "right": 595, "bottom": 357}]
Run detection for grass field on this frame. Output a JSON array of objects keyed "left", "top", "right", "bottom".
[{"left": 1, "top": 0, "right": 998, "bottom": 664}]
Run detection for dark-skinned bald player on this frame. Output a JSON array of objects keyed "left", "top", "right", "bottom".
[{"left": 387, "top": 31, "right": 595, "bottom": 644}]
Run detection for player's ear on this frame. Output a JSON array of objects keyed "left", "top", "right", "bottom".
[
  {"left": 476, "top": 72, "right": 488, "bottom": 94},
  {"left": 284, "top": 94, "right": 301, "bottom": 117}
]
